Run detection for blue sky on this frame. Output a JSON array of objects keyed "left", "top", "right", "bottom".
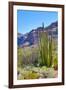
[{"left": 17, "top": 10, "right": 58, "bottom": 34}]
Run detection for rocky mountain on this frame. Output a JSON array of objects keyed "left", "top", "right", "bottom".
[{"left": 17, "top": 21, "right": 58, "bottom": 47}]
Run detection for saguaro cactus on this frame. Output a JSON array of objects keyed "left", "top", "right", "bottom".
[
  {"left": 38, "top": 30, "right": 53, "bottom": 67},
  {"left": 38, "top": 31, "right": 48, "bottom": 66}
]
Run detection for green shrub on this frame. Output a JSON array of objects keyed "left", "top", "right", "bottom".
[
  {"left": 17, "top": 65, "right": 58, "bottom": 80},
  {"left": 48, "top": 38, "right": 52, "bottom": 67},
  {"left": 53, "top": 54, "right": 58, "bottom": 70},
  {"left": 24, "top": 71, "right": 39, "bottom": 79},
  {"left": 17, "top": 48, "right": 23, "bottom": 67}
]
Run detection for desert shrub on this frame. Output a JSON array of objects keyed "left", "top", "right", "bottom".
[
  {"left": 34, "top": 59, "right": 38, "bottom": 67},
  {"left": 41, "top": 66, "right": 48, "bottom": 71},
  {"left": 48, "top": 38, "right": 53, "bottom": 67},
  {"left": 24, "top": 71, "right": 39, "bottom": 79},
  {"left": 39, "top": 67, "right": 55, "bottom": 78},
  {"left": 21, "top": 46, "right": 39, "bottom": 65},
  {"left": 17, "top": 65, "right": 58, "bottom": 80},
  {"left": 53, "top": 54, "right": 58, "bottom": 70},
  {"left": 17, "top": 48, "right": 23, "bottom": 67},
  {"left": 52, "top": 40, "right": 58, "bottom": 70},
  {"left": 18, "top": 70, "right": 39, "bottom": 79},
  {"left": 45, "top": 68, "right": 55, "bottom": 78},
  {"left": 30, "top": 48, "right": 39, "bottom": 65},
  {"left": 22, "top": 47, "right": 32, "bottom": 65},
  {"left": 17, "top": 74, "right": 24, "bottom": 80}
]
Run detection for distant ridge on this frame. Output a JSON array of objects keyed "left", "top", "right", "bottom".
[{"left": 18, "top": 21, "right": 58, "bottom": 47}]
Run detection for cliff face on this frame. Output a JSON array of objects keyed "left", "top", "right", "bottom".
[{"left": 18, "top": 21, "right": 58, "bottom": 47}]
